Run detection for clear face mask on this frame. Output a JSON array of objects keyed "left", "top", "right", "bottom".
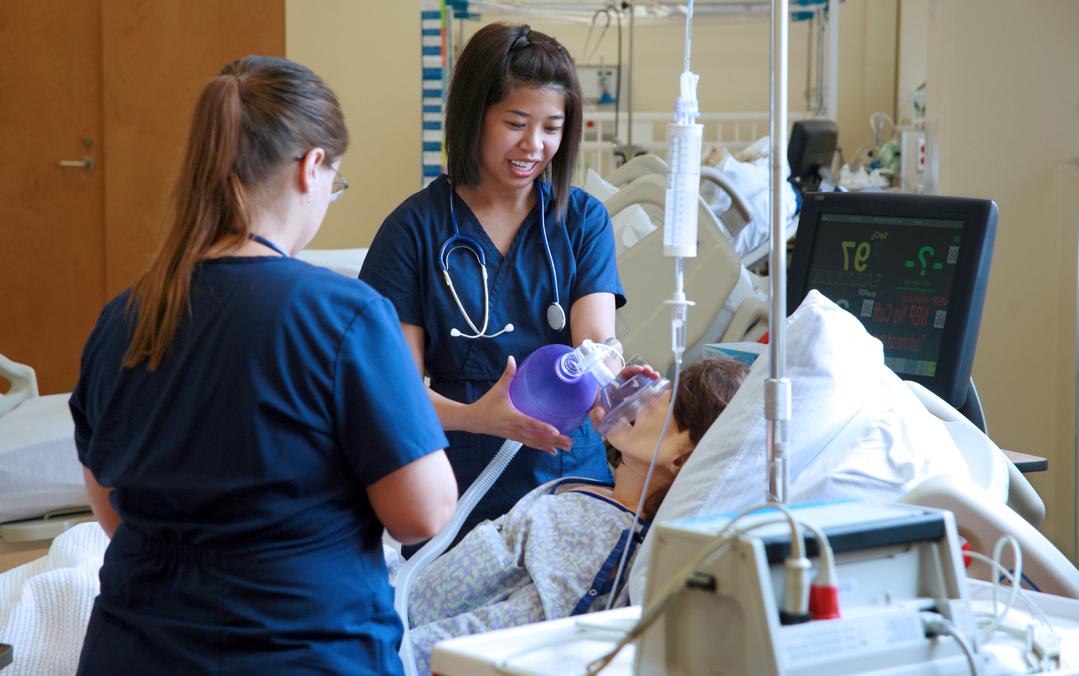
[
  {"left": 558, "top": 339, "right": 673, "bottom": 438},
  {"left": 595, "top": 372, "right": 672, "bottom": 437}
]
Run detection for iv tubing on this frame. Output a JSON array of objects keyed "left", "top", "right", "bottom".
[
  {"left": 604, "top": 257, "right": 687, "bottom": 611},
  {"left": 682, "top": 0, "right": 694, "bottom": 74},
  {"left": 766, "top": 0, "right": 791, "bottom": 504},
  {"left": 605, "top": 0, "right": 700, "bottom": 610},
  {"left": 395, "top": 438, "right": 523, "bottom": 676}
]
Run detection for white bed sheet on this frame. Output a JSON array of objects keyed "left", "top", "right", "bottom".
[
  {"left": 295, "top": 247, "right": 368, "bottom": 278},
  {"left": 0, "top": 395, "right": 86, "bottom": 524}
]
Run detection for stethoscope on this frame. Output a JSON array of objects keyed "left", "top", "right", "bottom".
[{"left": 440, "top": 181, "right": 566, "bottom": 339}]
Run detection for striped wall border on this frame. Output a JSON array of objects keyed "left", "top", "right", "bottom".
[{"left": 420, "top": 2, "right": 445, "bottom": 187}]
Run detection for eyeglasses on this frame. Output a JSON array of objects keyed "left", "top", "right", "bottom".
[
  {"left": 328, "top": 165, "right": 349, "bottom": 202},
  {"left": 294, "top": 155, "right": 348, "bottom": 202}
]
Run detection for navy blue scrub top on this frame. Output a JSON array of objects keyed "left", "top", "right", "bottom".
[
  {"left": 360, "top": 175, "right": 625, "bottom": 537},
  {"left": 70, "top": 257, "right": 447, "bottom": 675}
]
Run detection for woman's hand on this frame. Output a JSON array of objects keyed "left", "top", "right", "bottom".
[
  {"left": 616, "top": 363, "right": 661, "bottom": 381},
  {"left": 466, "top": 356, "right": 572, "bottom": 454}
]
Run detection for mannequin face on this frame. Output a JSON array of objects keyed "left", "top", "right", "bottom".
[{"left": 605, "top": 387, "right": 690, "bottom": 479}]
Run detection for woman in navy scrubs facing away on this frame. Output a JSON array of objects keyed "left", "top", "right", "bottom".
[
  {"left": 361, "top": 24, "right": 628, "bottom": 543},
  {"left": 70, "top": 56, "right": 457, "bottom": 675}
]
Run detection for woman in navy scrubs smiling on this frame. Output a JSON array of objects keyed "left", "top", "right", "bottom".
[{"left": 361, "top": 24, "right": 631, "bottom": 543}]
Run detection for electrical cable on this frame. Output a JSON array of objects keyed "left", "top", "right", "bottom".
[
  {"left": 920, "top": 611, "right": 981, "bottom": 676},
  {"left": 964, "top": 548, "right": 1062, "bottom": 671},
  {"left": 614, "top": 4, "right": 622, "bottom": 141},
  {"left": 965, "top": 551, "right": 1055, "bottom": 632},
  {"left": 869, "top": 111, "right": 896, "bottom": 146},
  {"left": 981, "top": 535, "right": 1022, "bottom": 642},
  {"left": 583, "top": 8, "right": 611, "bottom": 62},
  {"left": 798, "top": 519, "right": 839, "bottom": 620}
]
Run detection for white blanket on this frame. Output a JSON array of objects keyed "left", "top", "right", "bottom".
[{"left": 0, "top": 523, "right": 107, "bottom": 675}]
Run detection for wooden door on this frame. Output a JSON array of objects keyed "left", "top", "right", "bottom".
[
  {"left": 0, "top": 1, "right": 106, "bottom": 395},
  {"left": 100, "top": 1, "right": 286, "bottom": 296},
  {"left": 0, "top": 1, "right": 284, "bottom": 395}
]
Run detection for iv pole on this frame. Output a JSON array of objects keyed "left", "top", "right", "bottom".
[{"left": 766, "top": 0, "right": 791, "bottom": 504}]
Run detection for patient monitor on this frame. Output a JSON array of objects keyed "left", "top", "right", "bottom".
[{"left": 788, "top": 192, "right": 997, "bottom": 429}]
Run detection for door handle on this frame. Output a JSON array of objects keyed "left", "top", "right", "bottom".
[{"left": 58, "top": 155, "right": 96, "bottom": 171}]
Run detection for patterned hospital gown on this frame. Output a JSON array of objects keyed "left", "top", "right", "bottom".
[{"left": 405, "top": 477, "right": 648, "bottom": 675}]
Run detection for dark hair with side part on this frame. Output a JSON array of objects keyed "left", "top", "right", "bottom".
[
  {"left": 444, "top": 23, "right": 583, "bottom": 220},
  {"left": 639, "top": 357, "right": 750, "bottom": 521},
  {"left": 123, "top": 55, "right": 348, "bottom": 370}
]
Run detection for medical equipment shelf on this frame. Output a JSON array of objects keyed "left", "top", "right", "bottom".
[{"left": 1004, "top": 450, "right": 1048, "bottom": 474}]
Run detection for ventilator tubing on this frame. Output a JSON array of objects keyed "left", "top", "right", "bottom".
[{"left": 395, "top": 437, "right": 524, "bottom": 676}]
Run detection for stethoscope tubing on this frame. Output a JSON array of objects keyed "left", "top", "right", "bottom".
[{"left": 441, "top": 180, "right": 564, "bottom": 339}]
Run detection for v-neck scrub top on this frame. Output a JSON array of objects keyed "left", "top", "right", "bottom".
[
  {"left": 70, "top": 258, "right": 448, "bottom": 674},
  {"left": 360, "top": 175, "right": 626, "bottom": 535}
]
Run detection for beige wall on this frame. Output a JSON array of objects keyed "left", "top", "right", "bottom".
[
  {"left": 286, "top": 1, "right": 420, "bottom": 249},
  {"left": 286, "top": 2, "right": 896, "bottom": 249},
  {"left": 928, "top": 0, "right": 1079, "bottom": 558},
  {"left": 460, "top": 1, "right": 896, "bottom": 171},
  {"left": 896, "top": 0, "right": 928, "bottom": 125}
]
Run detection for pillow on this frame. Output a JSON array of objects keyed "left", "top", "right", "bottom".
[
  {"left": 627, "top": 291, "right": 972, "bottom": 602},
  {"left": 295, "top": 248, "right": 368, "bottom": 278},
  {"left": 584, "top": 169, "right": 657, "bottom": 254}
]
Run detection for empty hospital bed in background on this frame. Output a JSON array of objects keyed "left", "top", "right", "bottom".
[
  {"left": 0, "top": 356, "right": 92, "bottom": 558},
  {"left": 599, "top": 120, "right": 827, "bottom": 271},
  {"left": 604, "top": 153, "right": 785, "bottom": 268}
]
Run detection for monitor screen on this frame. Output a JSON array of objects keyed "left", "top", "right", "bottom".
[
  {"left": 787, "top": 119, "right": 838, "bottom": 192},
  {"left": 788, "top": 193, "right": 997, "bottom": 407},
  {"left": 805, "top": 213, "right": 963, "bottom": 378}
]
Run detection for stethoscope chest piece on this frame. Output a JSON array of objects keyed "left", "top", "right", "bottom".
[{"left": 546, "top": 302, "right": 566, "bottom": 332}]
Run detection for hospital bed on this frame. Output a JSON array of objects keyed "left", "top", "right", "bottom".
[
  {"left": 426, "top": 293, "right": 1079, "bottom": 675},
  {"left": 0, "top": 357, "right": 93, "bottom": 558},
  {"left": 603, "top": 172, "right": 769, "bottom": 376},
  {"left": 605, "top": 153, "right": 750, "bottom": 243},
  {"left": 3, "top": 294, "right": 1077, "bottom": 676}
]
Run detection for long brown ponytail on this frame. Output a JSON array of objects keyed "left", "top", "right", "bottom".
[{"left": 123, "top": 56, "right": 348, "bottom": 370}]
